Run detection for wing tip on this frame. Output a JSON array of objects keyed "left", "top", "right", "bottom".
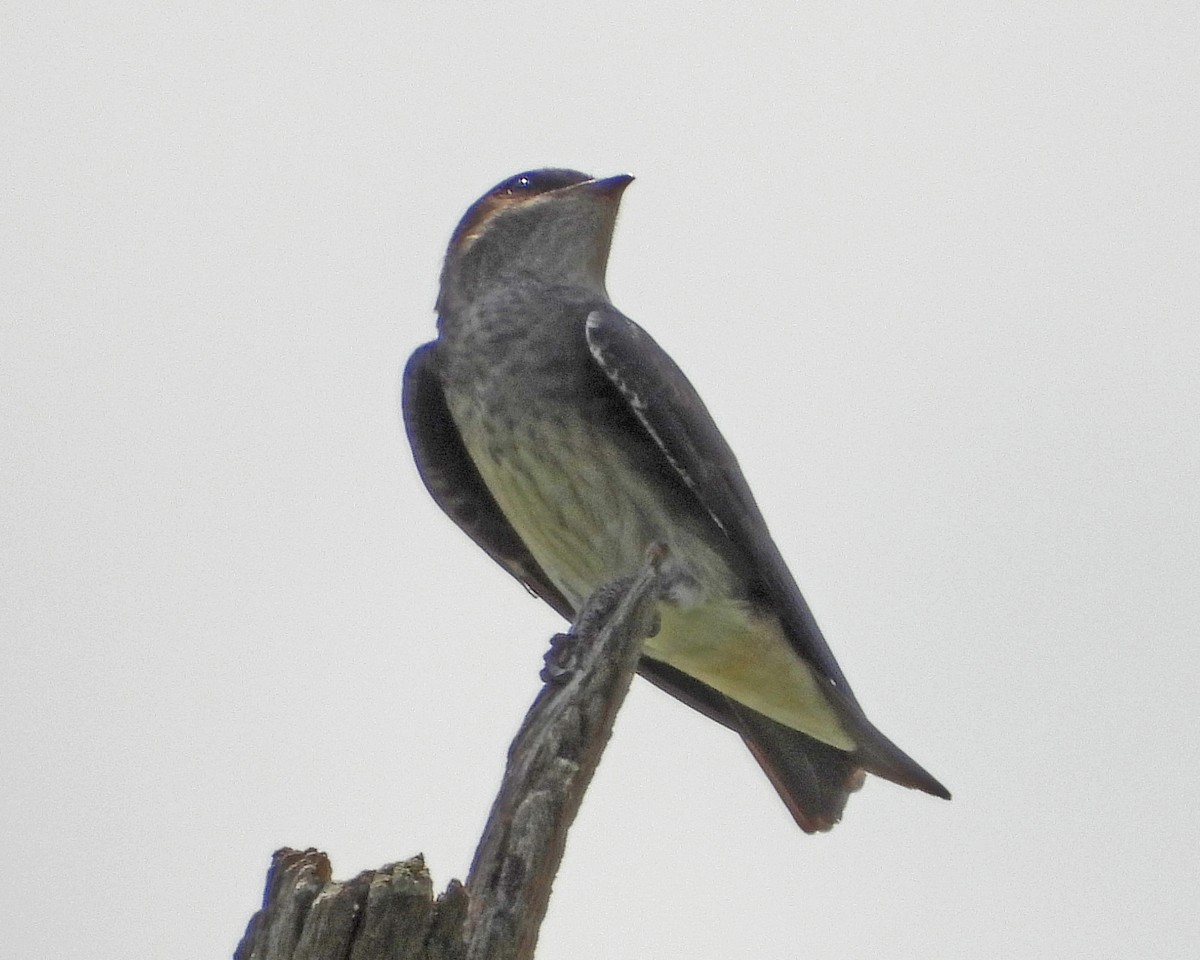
[{"left": 852, "top": 730, "right": 952, "bottom": 803}]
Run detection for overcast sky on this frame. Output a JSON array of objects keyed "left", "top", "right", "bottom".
[{"left": 3, "top": 3, "right": 1198, "bottom": 958}]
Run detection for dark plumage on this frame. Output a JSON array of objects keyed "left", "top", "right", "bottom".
[{"left": 403, "top": 170, "right": 949, "bottom": 831}]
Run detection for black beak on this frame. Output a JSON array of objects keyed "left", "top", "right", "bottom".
[{"left": 585, "top": 174, "right": 635, "bottom": 197}]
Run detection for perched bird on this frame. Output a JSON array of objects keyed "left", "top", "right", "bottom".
[{"left": 402, "top": 169, "right": 949, "bottom": 831}]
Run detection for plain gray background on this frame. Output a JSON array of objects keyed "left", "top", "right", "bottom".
[{"left": 3, "top": 2, "right": 1198, "bottom": 958}]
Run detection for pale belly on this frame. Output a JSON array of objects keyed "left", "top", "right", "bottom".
[{"left": 453, "top": 404, "right": 855, "bottom": 750}]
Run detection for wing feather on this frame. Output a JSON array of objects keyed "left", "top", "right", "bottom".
[
  {"left": 403, "top": 322, "right": 947, "bottom": 820},
  {"left": 585, "top": 307, "right": 950, "bottom": 800},
  {"left": 403, "top": 338, "right": 869, "bottom": 828},
  {"left": 402, "top": 341, "right": 574, "bottom": 619},
  {"left": 584, "top": 306, "right": 859, "bottom": 699}
]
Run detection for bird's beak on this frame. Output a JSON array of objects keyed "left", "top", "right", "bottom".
[{"left": 584, "top": 174, "right": 635, "bottom": 198}]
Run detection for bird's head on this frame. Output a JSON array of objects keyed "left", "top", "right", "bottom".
[{"left": 437, "top": 169, "right": 633, "bottom": 314}]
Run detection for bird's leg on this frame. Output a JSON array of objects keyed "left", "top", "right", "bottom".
[
  {"left": 540, "top": 578, "right": 631, "bottom": 684},
  {"left": 540, "top": 543, "right": 668, "bottom": 684},
  {"left": 540, "top": 630, "right": 579, "bottom": 684}
]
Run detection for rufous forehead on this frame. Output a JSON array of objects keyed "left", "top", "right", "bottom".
[
  {"left": 449, "top": 171, "right": 595, "bottom": 255},
  {"left": 452, "top": 190, "right": 538, "bottom": 252}
]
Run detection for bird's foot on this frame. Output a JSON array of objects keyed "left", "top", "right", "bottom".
[{"left": 540, "top": 631, "right": 578, "bottom": 684}]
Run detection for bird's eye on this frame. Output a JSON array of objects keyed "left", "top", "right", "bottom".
[
  {"left": 498, "top": 174, "right": 536, "bottom": 197},
  {"left": 491, "top": 169, "right": 592, "bottom": 201}
]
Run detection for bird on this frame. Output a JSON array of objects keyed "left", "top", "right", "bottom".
[{"left": 402, "top": 169, "right": 949, "bottom": 831}]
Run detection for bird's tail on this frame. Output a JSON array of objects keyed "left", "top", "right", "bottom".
[
  {"left": 728, "top": 700, "right": 866, "bottom": 832},
  {"left": 731, "top": 698, "right": 950, "bottom": 832},
  {"left": 636, "top": 656, "right": 948, "bottom": 831}
]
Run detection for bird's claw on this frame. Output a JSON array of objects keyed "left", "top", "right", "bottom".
[{"left": 540, "top": 631, "right": 578, "bottom": 684}]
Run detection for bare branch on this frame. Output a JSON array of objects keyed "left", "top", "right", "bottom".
[
  {"left": 235, "top": 552, "right": 664, "bottom": 960},
  {"left": 464, "top": 548, "right": 664, "bottom": 960},
  {"left": 235, "top": 849, "right": 468, "bottom": 960}
]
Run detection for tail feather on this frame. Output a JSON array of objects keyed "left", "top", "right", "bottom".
[
  {"left": 636, "top": 657, "right": 949, "bottom": 831},
  {"left": 728, "top": 700, "right": 866, "bottom": 832}
]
